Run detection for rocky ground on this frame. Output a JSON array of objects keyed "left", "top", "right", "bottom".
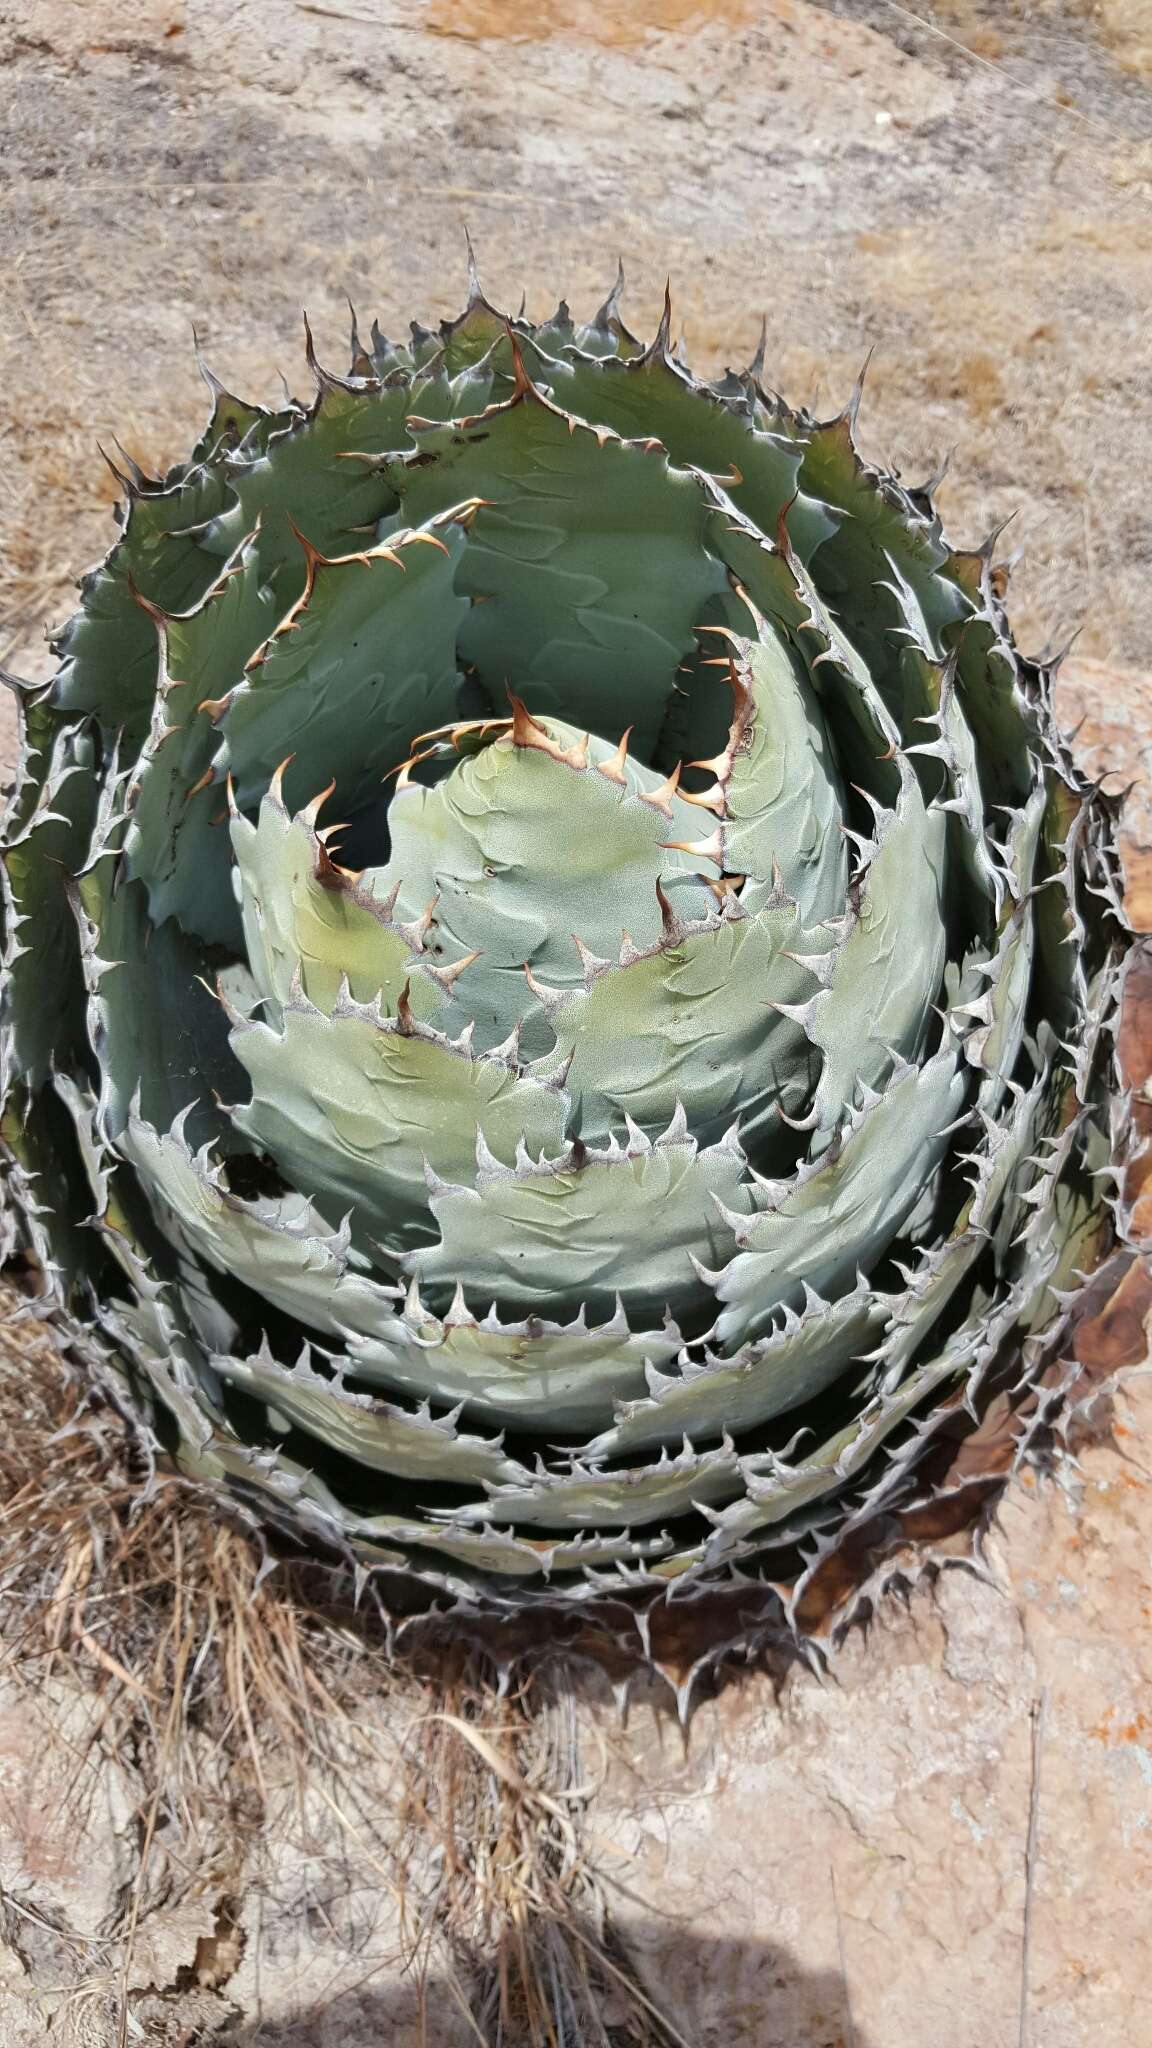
[{"left": 0, "top": 1, "right": 1150, "bottom": 2042}]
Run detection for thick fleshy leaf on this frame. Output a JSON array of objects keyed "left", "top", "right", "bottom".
[
  {"left": 524, "top": 341, "right": 835, "bottom": 562},
  {"left": 804, "top": 757, "right": 949, "bottom": 1133},
  {"left": 75, "top": 852, "right": 242, "bottom": 1149},
  {"left": 123, "top": 530, "right": 285, "bottom": 949},
  {"left": 50, "top": 468, "right": 234, "bottom": 744},
  {"left": 449, "top": 1437, "right": 745, "bottom": 1532},
  {"left": 712, "top": 1033, "right": 971, "bottom": 1348},
  {"left": 1, "top": 717, "right": 98, "bottom": 1091},
  {"left": 371, "top": 711, "right": 716, "bottom": 1051},
  {"left": 586, "top": 1274, "right": 885, "bottom": 1459},
  {"left": 530, "top": 897, "right": 827, "bottom": 1152},
  {"left": 214, "top": 513, "right": 473, "bottom": 816},
  {"left": 408, "top": 1115, "right": 751, "bottom": 1327},
  {"left": 384, "top": 373, "right": 730, "bottom": 758},
  {"left": 229, "top": 790, "right": 452, "bottom": 1022},
  {"left": 230, "top": 993, "right": 571, "bottom": 1252},
  {"left": 2, "top": 277, "right": 1132, "bottom": 1613},
  {"left": 695, "top": 618, "right": 848, "bottom": 926},
  {"left": 348, "top": 1287, "right": 684, "bottom": 1432},
  {"left": 212, "top": 1340, "right": 525, "bottom": 1488}
]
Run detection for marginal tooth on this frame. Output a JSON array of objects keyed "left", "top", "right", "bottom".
[
  {"left": 509, "top": 692, "right": 549, "bottom": 751},
  {"left": 596, "top": 727, "right": 634, "bottom": 787},
  {"left": 654, "top": 878, "right": 679, "bottom": 937},
  {"left": 622, "top": 1110, "right": 650, "bottom": 1153},
  {"left": 767, "top": 994, "right": 823, "bottom": 1031},
  {"left": 705, "top": 872, "right": 745, "bottom": 904},
  {"left": 507, "top": 693, "right": 588, "bottom": 768},
  {"left": 651, "top": 279, "right": 673, "bottom": 358},
  {"left": 198, "top": 691, "right": 234, "bottom": 724},
  {"left": 660, "top": 825, "right": 725, "bottom": 867},
  {"left": 677, "top": 780, "right": 726, "bottom": 814},
  {"left": 522, "top": 962, "right": 569, "bottom": 1019},
  {"left": 660, "top": 1101, "right": 690, "bottom": 1146},
  {"left": 410, "top": 715, "right": 512, "bottom": 749},
  {"left": 474, "top": 1128, "right": 511, "bottom": 1180},
  {"left": 486, "top": 1017, "right": 523, "bottom": 1064},
  {"left": 781, "top": 946, "right": 839, "bottom": 987},
  {"left": 215, "top": 973, "right": 250, "bottom": 1031},
  {"left": 299, "top": 778, "right": 337, "bottom": 829},
  {"left": 427, "top": 948, "right": 481, "bottom": 993},
  {"left": 745, "top": 314, "right": 767, "bottom": 383},
  {"left": 397, "top": 530, "right": 450, "bottom": 556},
  {"left": 268, "top": 757, "right": 294, "bottom": 810},
  {"left": 445, "top": 1282, "right": 473, "bottom": 1329},
  {"left": 398, "top": 894, "right": 439, "bottom": 949},
  {"left": 572, "top": 933, "right": 612, "bottom": 980},
  {"left": 312, "top": 837, "right": 346, "bottom": 889},
  {"left": 638, "top": 762, "right": 683, "bottom": 816},
  {"left": 388, "top": 746, "right": 438, "bottom": 792},
  {"left": 395, "top": 981, "right": 416, "bottom": 1035}
]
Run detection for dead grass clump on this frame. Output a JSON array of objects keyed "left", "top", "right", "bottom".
[{"left": 0, "top": 1297, "right": 681, "bottom": 2045}]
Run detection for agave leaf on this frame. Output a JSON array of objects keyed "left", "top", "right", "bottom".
[
  {"left": 943, "top": 606, "right": 1039, "bottom": 812},
  {"left": 348, "top": 1291, "right": 684, "bottom": 1432},
  {"left": 962, "top": 781, "right": 1047, "bottom": 1115},
  {"left": 50, "top": 466, "right": 236, "bottom": 744},
  {"left": 229, "top": 992, "right": 570, "bottom": 1253},
  {"left": 229, "top": 791, "right": 451, "bottom": 1022},
  {"left": 805, "top": 755, "right": 948, "bottom": 1133},
  {"left": 799, "top": 412, "right": 968, "bottom": 651},
  {"left": 713, "top": 1033, "right": 970, "bottom": 1348},
  {"left": 371, "top": 714, "right": 717, "bottom": 1052},
  {"left": 708, "top": 619, "right": 849, "bottom": 927},
  {"left": 205, "top": 376, "right": 414, "bottom": 573},
  {"left": 408, "top": 1116, "right": 751, "bottom": 1328},
  {"left": 215, "top": 512, "right": 472, "bottom": 817},
  {"left": 212, "top": 1342, "right": 526, "bottom": 1488},
  {"left": 75, "top": 851, "right": 242, "bottom": 1150},
  {"left": 873, "top": 1058, "right": 1053, "bottom": 1393},
  {"left": 123, "top": 530, "right": 286, "bottom": 949},
  {"left": 523, "top": 340, "right": 836, "bottom": 561},
  {"left": 449, "top": 1437, "right": 745, "bottom": 1532},
  {"left": 1, "top": 718, "right": 98, "bottom": 1090},
  {"left": 586, "top": 1274, "right": 885, "bottom": 1460},
  {"left": 336, "top": 1509, "right": 675, "bottom": 1578},
  {"left": 529, "top": 897, "right": 825, "bottom": 1153},
  {"left": 384, "top": 373, "right": 730, "bottom": 759}
]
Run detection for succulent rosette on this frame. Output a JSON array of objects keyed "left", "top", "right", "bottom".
[{"left": 0, "top": 270, "right": 1138, "bottom": 1609}]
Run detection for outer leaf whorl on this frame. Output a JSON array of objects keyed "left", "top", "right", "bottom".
[{"left": 1, "top": 271, "right": 1142, "bottom": 1645}]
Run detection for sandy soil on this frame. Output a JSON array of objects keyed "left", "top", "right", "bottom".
[{"left": 1, "top": 2, "right": 1151, "bottom": 2042}]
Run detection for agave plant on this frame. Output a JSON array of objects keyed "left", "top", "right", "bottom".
[{"left": 0, "top": 267, "right": 1139, "bottom": 1615}]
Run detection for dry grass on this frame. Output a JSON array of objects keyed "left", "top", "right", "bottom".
[
  {"left": 0, "top": 1290, "right": 682, "bottom": 2046},
  {"left": 0, "top": 405, "right": 191, "bottom": 682},
  {"left": 905, "top": 0, "right": 1152, "bottom": 79}
]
